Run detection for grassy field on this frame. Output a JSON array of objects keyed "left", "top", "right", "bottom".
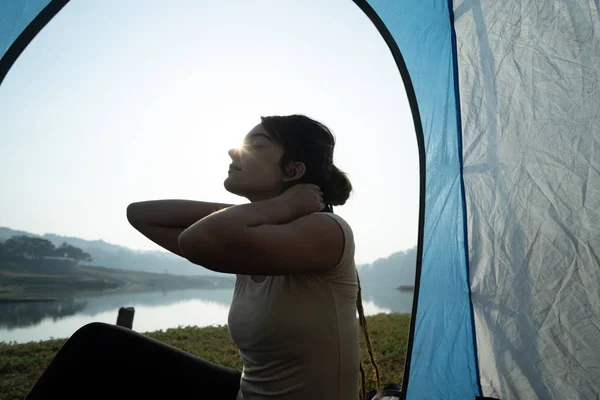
[{"left": 0, "top": 313, "right": 410, "bottom": 399}]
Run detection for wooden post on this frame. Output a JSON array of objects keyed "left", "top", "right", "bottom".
[{"left": 116, "top": 306, "right": 135, "bottom": 329}]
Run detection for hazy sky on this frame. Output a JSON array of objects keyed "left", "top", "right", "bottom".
[{"left": 0, "top": 0, "right": 419, "bottom": 265}]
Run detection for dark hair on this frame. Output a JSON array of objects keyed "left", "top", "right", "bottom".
[{"left": 260, "top": 114, "right": 352, "bottom": 210}]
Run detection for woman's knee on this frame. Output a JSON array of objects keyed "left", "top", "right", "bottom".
[{"left": 69, "top": 322, "right": 123, "bottom": 344}]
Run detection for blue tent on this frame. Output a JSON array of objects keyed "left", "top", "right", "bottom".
[{"left": 1, "top": 1, "right": 598, "bottom": 399}]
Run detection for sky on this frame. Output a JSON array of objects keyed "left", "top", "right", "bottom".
[{"left": 0, "top": 0, "right": 419, "bottom": 265}]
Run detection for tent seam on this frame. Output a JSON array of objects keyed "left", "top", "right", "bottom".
[{"left": 447, "top": 0, "right": 484, "bottom": 397}]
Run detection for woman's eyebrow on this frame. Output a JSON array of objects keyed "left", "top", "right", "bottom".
[{"left": 245, "top": 133, "right": 272, "bottom": 142}]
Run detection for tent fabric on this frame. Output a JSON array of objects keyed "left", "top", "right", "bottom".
[
  {"left": 1, "top": 1, "right": 599, "bottom": 399},
  {"left": 0, "top": 0, "right": 67, "bottom": 86},
  {"left": 454, "top": 1, "right": 600, "bottom": 399},
  {"left": 363, "top": 1, "right": 480, "bottom": 399},
  {"left": 0, "top": 0, "right": 51, "bottom": 59}
]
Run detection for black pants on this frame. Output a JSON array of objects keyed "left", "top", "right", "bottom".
[{"left": 26, "top": 322, "right": 241, "bottom": 400}]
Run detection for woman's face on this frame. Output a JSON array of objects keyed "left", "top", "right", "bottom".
[{"left": 224, "top": 123, "right": 287, "bottom": 202}]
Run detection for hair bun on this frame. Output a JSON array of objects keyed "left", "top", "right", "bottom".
[{"left": 325, "top": 165, "right": 352, "bottom": 206}]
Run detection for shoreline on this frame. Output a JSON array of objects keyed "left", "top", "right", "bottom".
[{"left": 0, "top": 283, "right": 234, "bottom": 303}]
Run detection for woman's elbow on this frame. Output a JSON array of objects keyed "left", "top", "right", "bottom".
[
  {"left": 178, "top": 229, "right": 209, "bottom": 265},
  {"left": 178, "top": 230, "right": 227, "bottom": 273},
  {"left": 177, "top": 229, "right": 193, "bottom": 260},
  {"left": 126, "top": 202, "right": 142, "bottom": 226}
]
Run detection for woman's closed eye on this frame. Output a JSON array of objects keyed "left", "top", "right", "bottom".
[{"left": 243, "top": 141, "right": 266, "bottom": 150}]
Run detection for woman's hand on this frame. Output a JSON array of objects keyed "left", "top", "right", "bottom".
[{"left": 278, "top": 184, "right": 325, "bottom": 220}]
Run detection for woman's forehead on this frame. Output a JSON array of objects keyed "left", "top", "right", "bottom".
[{"left": 245, "top": 123, "right": 272, "bottom": 140}]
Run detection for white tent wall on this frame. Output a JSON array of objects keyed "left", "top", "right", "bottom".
[{"left": 454, "top": 0, "right": 600, "bottom": 399}]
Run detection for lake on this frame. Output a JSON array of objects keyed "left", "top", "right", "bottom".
[{"left": 0, "top": 283, "right": 414, "bottom": 343}]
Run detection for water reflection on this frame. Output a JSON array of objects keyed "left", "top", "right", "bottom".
[
  {"left": 0, "top": 298, "right": 88, "bottom": 330},
  {"left": 0, "top": 284, "right": 413, "bottom": 344},
  {"left": 0, "top": 289, "right": 234, "bottom": 343},
  {"left": 361, "top": 283, "right": 414, "bottom": 314}
]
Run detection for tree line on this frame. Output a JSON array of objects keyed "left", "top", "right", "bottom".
[{"left": 0, "top": 235, "right": 92, "bottom": 264}]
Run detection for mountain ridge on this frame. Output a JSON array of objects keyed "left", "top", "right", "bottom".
[{"left": 0, "top": 226, "right": 213, "bottom": 276}]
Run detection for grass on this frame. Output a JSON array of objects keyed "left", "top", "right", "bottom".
[{"left": 0, "top": 313, "right": 410, "bottom": 399}]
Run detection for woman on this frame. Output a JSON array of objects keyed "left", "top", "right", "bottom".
[{"left": 26, "top": 115, "right": 380, "bottom": 400}]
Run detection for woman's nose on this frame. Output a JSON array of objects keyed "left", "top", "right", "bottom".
[{"left": 228, "top": 148, "right": 238, "bottom": 159}]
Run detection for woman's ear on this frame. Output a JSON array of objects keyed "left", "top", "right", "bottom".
[{"left": 282, "top": 161, "right": 306, "bottom": 182}]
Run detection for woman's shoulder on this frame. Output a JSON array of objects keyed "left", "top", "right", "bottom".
[
  {"left": 313, "top": 212, "right": 354, "bottom": 244},
  {"left": 312, "top": 212, "right": 356, "bottom": 277}
]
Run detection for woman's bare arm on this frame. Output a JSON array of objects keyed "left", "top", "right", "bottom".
[
  {"left": 178, "top": 199, "right": 345, "bottom": 275},
  {"left": 127, "top": 200, "right": 233, "bottom": 257},
  {"left": 178, "top": 185, "right": 344, "bottom": 275}
]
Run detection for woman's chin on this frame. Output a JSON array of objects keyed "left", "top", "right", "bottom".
[{"left": 223, "top": 177, "right": 243, "bottom": 196}]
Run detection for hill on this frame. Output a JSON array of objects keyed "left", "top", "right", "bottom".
[
  {"left": 357, "top": 247, "right": 416, "bottom": 288},
  {"left": 0, "top": 227, "right": 218, "bottom": 277}
]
